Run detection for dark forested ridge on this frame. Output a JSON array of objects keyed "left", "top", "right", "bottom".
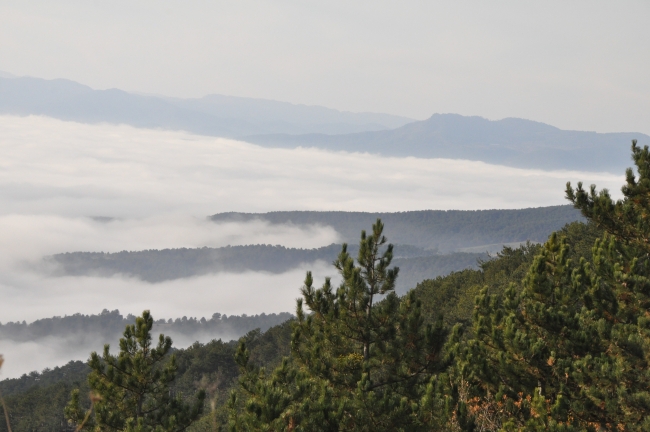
[
  {"left": 0, "top": 361, "right": 90, "bottom": 398},
  {"left": 47, "top": 244, "right": 486, "bottom": 295},
  {"left": 45, "top": 206, "right": 580, "bottom": 299},
  {"left": 0, "top": 309, "right": 291, "bottom": 345},
  {"left": 243, "top": 113, "right": 648, "bottom": 172},
  {"left": 0, "top": 322, "right": 294, "bottom": 432},
  {"left": 210, "top": 205, "right": 582, "bottom": 251}
]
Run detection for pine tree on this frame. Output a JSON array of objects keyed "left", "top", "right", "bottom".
[
  {"left": 564, "top": 139, "right": 650, "bottom": 428},
  {"left": 230, "top": 219, "right": 452, "bottom": 431},
  {"left": 457, "top": 140, "right": 650, "bottom": 430},
  {"left": 456, "top": 233, "right": 589, "bottom": 430},
  {"left": 65, "top": 310, "right": 205, "bottom": 431}
]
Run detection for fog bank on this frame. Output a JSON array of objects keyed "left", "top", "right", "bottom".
[
  {"left": 0, "top": 115, "right": 626, "bottom": 377},
  {"left": 0, "top": 116, "right": 623, "bottom": 216}
]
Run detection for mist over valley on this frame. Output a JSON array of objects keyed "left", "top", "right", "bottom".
[
  {"left": 0, "top": 114, "right": 609, "bottom": 380},
  {"left": 1, "top": 2, "right": 649, "bottom": 429}
]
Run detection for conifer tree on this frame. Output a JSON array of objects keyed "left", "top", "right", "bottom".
[
  {"left": 457, "top": 233, "right": 590, "bottom": 430},
  {"left": 457, "top": 140, "right": 650, "bottom": 430},
  {"left": 564, "top": 139, "right": 650, "bottom": 428},
  {"left": 230, "top": 220, "right": 452, "bottom": 431},
  {"left": 65, "top": 310, "right": 205, "bottom": 431}
]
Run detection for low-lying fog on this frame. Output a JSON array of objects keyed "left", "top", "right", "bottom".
[
  {"left": 0, "top": 115, "right": 622, "bottom": 215},
  {"left": 0, "top": 262, "right": 331, "bottom": 379},
  {"left": 0, "top": 115, "right": 624, "bottom": 378}
]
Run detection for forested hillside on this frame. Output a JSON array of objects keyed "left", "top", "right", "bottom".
[
  {"left": 211, "top": 205, "right": 581, "bottom": 251},
  {"left": 7, "top": 148, "right": 650, "bottom": 430},
  {"left": 0, "top": 220, "right": 598, "bottom": 431},
  {"left": 0, "top": 321, "right": 294, "bottom": 431},
  {"left": 0, "top": 205, "right": 585, "bottom": 430},
  {"left": 45, "top": 206, "right": 580, "bottom": 298},
  {"left": 0, "top": 309, "right": 292, "bottom": 344},
  {"left": 48, "top": 244, "right": 486, "bottom": 294}
]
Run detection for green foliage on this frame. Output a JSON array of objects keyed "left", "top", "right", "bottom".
[
  {"left": 393, "top": 253, "right": 488, "bottom": 294},
  {"left": 65, "top": 310, "right": 205, "bottom": 432},
  {"left": 240, "top": 321, "right": 293, "bottom": 368},
  {"left": 0, "top": 322, "right": 293, "bottom": 432},
  {"left": 412, "top": 242, "right": 542, "bottom": 330},
  {"left": 454, "top": 140, "right": 650, "bottom": 430},
  {"left": 0, "top": 380, "right": 87, "bottom": 432},
  {"left": 0, "top": 361, "right": 90, "bottom": 399},
  {"left": 456, "top": 234, "right": 588, "bottom": 429},
  {"left": 230, "top": 220, "right": 454, "bottom": 431}
]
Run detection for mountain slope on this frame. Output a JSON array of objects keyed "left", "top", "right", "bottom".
[
  {"left": 243, "top": 114, "right": 648, "bottom": 172},
  {"left": 164, "top": 94, "right": 413, "bottom": 134},
  {"left": 0, "top": 76, "right": 413, "bottom": 136}
]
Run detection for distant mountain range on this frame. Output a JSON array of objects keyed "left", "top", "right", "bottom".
[
  {"left": 244, "top": 115, "right": 648, "bottom": 173},
  {"left": 0, "top": 75, "right": 413, "bottom": 136},
  {"left": 1, "top": 74, "right": 647, "bottom": 173}
]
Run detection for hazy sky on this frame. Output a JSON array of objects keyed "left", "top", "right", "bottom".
[{"left": 0, "top": 1, "right": 648, "bottom": 134}]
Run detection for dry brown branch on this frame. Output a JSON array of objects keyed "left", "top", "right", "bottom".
[
  {"left": 74, "top": 392, "right": 101, "bottom": 432},
  {"left": 0, "top": 355, "right": 12, "bottom": 432}
]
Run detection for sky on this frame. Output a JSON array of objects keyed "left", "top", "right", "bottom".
[{"left": 0, "top": 1, "right": 649, "bottom": 134}]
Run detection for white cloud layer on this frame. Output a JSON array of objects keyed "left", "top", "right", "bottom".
[
  {"left": 0, "top": 115, "right": 627, "bottom": 377},
  {"left": 0, "top": 115, "right": 623, "bottom": 216},
  {"left": 0, "top": 262, "right": 335, "bottom": 324},
  {"left": 0, "top": 261, "right": 337, "bottom": 379}
]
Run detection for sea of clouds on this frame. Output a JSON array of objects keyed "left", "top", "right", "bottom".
[{"left": 0, "top": 115, "right": 624, "bottom": 378}]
